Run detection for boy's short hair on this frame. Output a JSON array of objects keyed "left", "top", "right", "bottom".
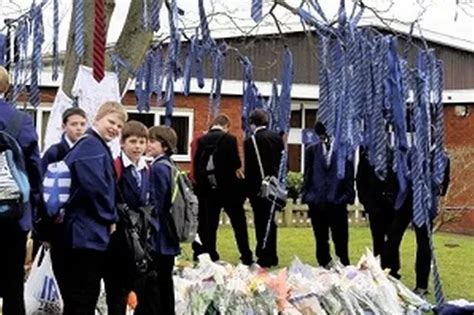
[
  {"left": 0, "top": 66, "right": 10, "bottom": 94},
  {"left": 249, "top": 109, "right": 269, "bottom": 127},
  {"left": 62, "top": 107, "right": 87, "bottom": 125},
  {"left": 121, "top": 120, "right": 148, "bottom": 141},
  {"left": 211, "top": 113, "right": 231, "bottom": 128},
  {"left": 149, "top": 126, "right": 178, "bottom": 155},
  {"left": 94, "top": 101, "right": 128, "bottom": 123}
]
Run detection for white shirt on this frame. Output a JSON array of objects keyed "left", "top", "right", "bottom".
[
  {"left": 254, "top": 126, "right": 267, "bottom": 134},
  {"left": 64, "top": 135, "right": 74, "bottom": 148},
  {"left": 121, "top": 152, "right": 147, "bottom": 172}
]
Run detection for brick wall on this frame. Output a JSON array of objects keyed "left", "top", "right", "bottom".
[{"left": 440, "top": 104, "right": 474, "bottom": 234}]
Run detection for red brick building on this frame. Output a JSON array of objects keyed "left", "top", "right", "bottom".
[{"left": 29, "top": 30, "right": 474, "bottom": 233}]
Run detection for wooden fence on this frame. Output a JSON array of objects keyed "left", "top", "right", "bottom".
[{"left": 219, "top": 199, "right": 366, "bottom": 227}]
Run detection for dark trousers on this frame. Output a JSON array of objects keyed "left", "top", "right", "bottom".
[
  {"left": 381, "top": 200, "right": 412, "bottom": 279},
  {"left": 414, "top": 224, "right": 432, "bottom": 290},
  {"left": 366, "top": 202, "right": 395, "bottom": 258},
  {"left": 135, "top": 254, "right": 175, "bottom": 315},
  {"left": 249, "top": 197, "right": 278, "bottom": 267},
  {"left": 62, "top": 249, "right": 106, "bottom": 315},
  {"left": 104, "top": 231, "right": 133, "bottom": 315},
  {"left": 309, "top": 203, "right": 350, "bottom": 267},
  {"left": 193, "top": 192, "right": 252, "bottom": 263},
  {"left": 382, "top": 199, "right": 433, "bottom": 289},
  {"left": 0, "top": 220, "right": 27, "bottom": 315}
]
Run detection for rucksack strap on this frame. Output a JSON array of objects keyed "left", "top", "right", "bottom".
[
  {"left": 4, "top": 111, "right": 25, "bottom": 140},
  {"left": 251, "top": 135, "right": 266, "bottom": 180}
]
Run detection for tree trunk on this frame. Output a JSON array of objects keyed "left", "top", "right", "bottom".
[
  {"left": 111, "top": 0, "right": 159, "bottom": 94},
  {"left": 62, "top": 0, "right": 159, "bottom": 98},
  {"left": 61, "top": 0, "right": 116, "bottom": 97}
]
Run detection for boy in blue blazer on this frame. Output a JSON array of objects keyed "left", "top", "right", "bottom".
[
  {"left": 41, "top": 107, "right": 87, "bottom": 174},
  {"left": 105, "top": 120, "right": 149, "bottom": 315},
  {"left": 0, "top": 66, "right": 42, "bottom": 315},
  {"left": 135, "top": 126, "right": 180, "bottom": 315},
  {"left": 38, "top": 107, "right": 87, "bottom": 295},
  {"left": 302, "top": 122, "right": 355, "bottom": 267},
  {"left": 60, "top": 101, "right": 127, "bottom": 315}
]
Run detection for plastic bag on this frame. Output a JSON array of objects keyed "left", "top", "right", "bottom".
[{"left": 24, "top": 246, "right": 63, "bottom": 315}]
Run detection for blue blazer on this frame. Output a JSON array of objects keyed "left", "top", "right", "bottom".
[
  {"left": 115, "top": 156, "right": 150, "bottom": 210},
  {"left": 302, "top": 142, "right": 355, "bottom": 206},
  {"left": 149, "top": 155, "right": 180, "bottom": 256},
  {"left": 41, "top": 134, "right": 70, "bottom": 175},
  {"left": 62, "top": 129, "right": 118, "bottom": 251},
  {"left": 0, "top": 101, "right": 42, "bottom": 231}
]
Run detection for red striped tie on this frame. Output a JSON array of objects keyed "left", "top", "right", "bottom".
[{"left": 93, "top": 0, "right": 105, "bottom": 82}]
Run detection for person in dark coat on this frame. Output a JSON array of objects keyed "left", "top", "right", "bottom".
[
  {"left": 135, "top": 126, "right": 180, "bottom": 315},
  {"left": 0, "top": 66, "right": 43, "bottom": 315},
  {"left": 41, "top": 107, "right": 87, "bottom": 174},
  {"left": 59, "top": 102, "right": 128, "bottom": 315},
  {"left": 302, "top": 122, "right": 355, "bottom": 267},
  {"left": 105, "top": 121, "right": 150, "bottom": 315},
  {"left": 244, "top": 109, "right": 284, "bottom": 268},
  {"left": 38, "top": 107, "right": 87, "bottom": 296},
  {"left": 193, "top": 113, "right": 253, "bottom": 265},
  {"left": 382, "top": 152, "right": 450, "bottom": 297},
  {"left": 356, "top": 147, "right": 398, "bottom": 259}
]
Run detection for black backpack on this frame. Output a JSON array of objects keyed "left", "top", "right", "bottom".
[
  {"left": 197, "top": 133, "right": 226, "bottom": 190},
  {"left": 157, "top": 158, "right": 199, "bottom": 243},
  {"left": 0, "top": 111, "right": 30, "bottom": 219},
  {"left": 114, "top": 159, "right": 154, "bottom": 276}
]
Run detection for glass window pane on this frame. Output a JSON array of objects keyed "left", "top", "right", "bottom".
[
  {"left": 159, "top": 116, "right": 189, "bottom": 155},
  {"left": 41, "top": 111, "right": 51, "bottom": 149},
  {"left": 290, "top": 110, "right": 302, "bottom": 128},
  {"left": 305, "top": 109, "right": 318, "bottom": 129},
  {"left": 128, "top": 112, "right": 155, "bottom": 128}
]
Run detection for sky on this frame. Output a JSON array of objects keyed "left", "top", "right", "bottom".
[{"left": 0, "top": 0, "right": 473, "bottom": 54}]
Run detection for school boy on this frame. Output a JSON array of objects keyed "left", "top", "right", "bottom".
[
  {"left": 58, "top": 101, "right": 127, "bottom": 315},
  {"left": 38, "top": 107, "right": 87, "bottom": 294},
  {"left": 104, "top": 120, "right": 149, "bottom": 315},
  {"left": 135, "top": 126, "right": 180, "bottom": 315},
  {"left": 302, "top": 122, "right": 355, "bottom": 267},
  {"left": 0, "top": 66, "right": 42, "bottom": 315}
]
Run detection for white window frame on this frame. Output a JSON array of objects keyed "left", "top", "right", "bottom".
[
  {"left": 19, "top": 104, "right": 194, "bottom": 162},
  {"left": 17, "top": 104, "right": 52, "bottom": 152},
  {"left": 125, "top": 106, "right": 194, "bottom": 162}
]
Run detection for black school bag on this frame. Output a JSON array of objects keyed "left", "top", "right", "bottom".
[
  {"left": 157, "top": 158, "right": 198, "bottom": 243},
  {"left": 114, "top": 158, "right": 154, "bottom": 276}
]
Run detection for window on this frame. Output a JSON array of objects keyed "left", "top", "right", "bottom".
[
  {"left": 125, "top": 107, "right": 194, "bottom": 161},
  {"left": 159, "top": 116, "right": 190, "bottom": 156},
  {"left": 305, "top": 109, "right": 318, "bottom": 129},
  {"left": 128, "top": 112, "right": 155, "bottom": 128}
]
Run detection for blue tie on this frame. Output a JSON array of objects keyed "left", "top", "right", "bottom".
[{"left": 131, "top": 167, "right": 141, "bottom": 188}]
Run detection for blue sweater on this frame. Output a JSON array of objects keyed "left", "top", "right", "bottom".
[
  {"left": 41, "top": 135, "right": 70, "bottom": 175},
  {"left": 302, "top": 142, "right": 355, "bottom": 206},
  {"left": 149, "top": 155, "right": 180, "bottom": 256},
  {"left": 0, "top": 101, "right": 42, "bottom": 231},
  {"left": 61, "top": 129, "right": 118, "bottom": 251}
]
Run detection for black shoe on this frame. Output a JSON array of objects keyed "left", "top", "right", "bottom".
[
  {"left": 257, "top": 258, "right": 279, "bottom": 268},
  {"left": 413, "top": 287, "right": 429, "bottom": 298},
  {"left": 241, "top": 257, "right": 254, "bottom": 266}
]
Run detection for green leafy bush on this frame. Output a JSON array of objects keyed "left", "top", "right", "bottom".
[{"left": 287, "top": 171, "right": 303, "bottom": 201}]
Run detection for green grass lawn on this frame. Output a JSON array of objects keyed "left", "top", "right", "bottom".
[{"left": 182, "top": 226, "right": 474, "bottom": 302}]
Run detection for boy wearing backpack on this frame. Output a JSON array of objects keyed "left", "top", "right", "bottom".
[
  {"left": 54, "top": 101, "right": 127, "bottom": 315},
  {"left": 137, "top": 126, "right": 180, "bottom": 315},
  {"left": 41, "top": 107, "right": 87, "bottom": 174},
  {"left": 0, "top": 66, "right": 43, "bottom": 315},
  {"left": 193, "top": 114, "right": 253, "bottom": 265},
  {"left": 36, "top": 107, "right": 87, "bottom": 296},
  {"left": 105, "top": 120, "right": 150, "bottom": 315}
]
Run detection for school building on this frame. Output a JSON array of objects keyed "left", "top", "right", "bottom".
[{"left": 23, "top": 29, "right": 474, "bottom": 234}]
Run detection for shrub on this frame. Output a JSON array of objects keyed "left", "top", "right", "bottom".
[{"left": 287, "top": 171, "right": 303, "bottom": 201}]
